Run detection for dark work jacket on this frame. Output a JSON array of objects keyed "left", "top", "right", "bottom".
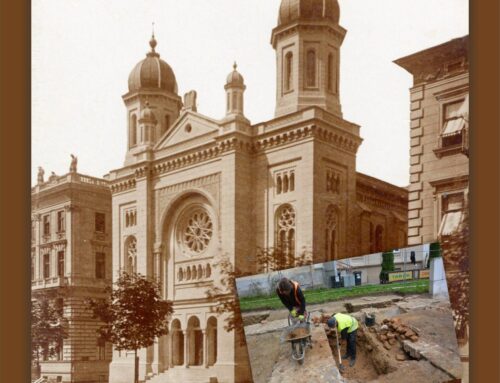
[{"left": 276, "top": 281, "right": 306, "bottom": 315}]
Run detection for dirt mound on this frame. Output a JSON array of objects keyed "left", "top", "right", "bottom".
[{"left": 287, "top": 327, "right": 309, "bottom": 340}]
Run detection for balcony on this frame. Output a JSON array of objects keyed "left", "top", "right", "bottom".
[{"left": 31, "top": 277, "right": 68, "bottom": 290}]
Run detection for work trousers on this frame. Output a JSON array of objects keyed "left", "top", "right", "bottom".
[{"left": 346, "top": 329, "right": 357, "bottom": 359}]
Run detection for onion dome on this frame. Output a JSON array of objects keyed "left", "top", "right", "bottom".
[
  {"left": 225, "top": 62, "right": 245, "bottom": 89},
  {"left": 140, "top": 101, "right": 157, "bottom": 122},
  {"left": 278, "top": 0, "right": 340, "bottom": 26},
  {"left": 128, "top": 34, "right": 178, "bottom": 93}
]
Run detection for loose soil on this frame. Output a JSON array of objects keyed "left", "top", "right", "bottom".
[
  {"left": 287, "top": 327, "right": 310, "bottom": 340},
  {"left": 246, "top": 332, "right": 282, "bottom": 383}
]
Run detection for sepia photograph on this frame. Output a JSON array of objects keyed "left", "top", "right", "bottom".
[{"left": 31, "top": 1, "right": 469, "bottom": 382}]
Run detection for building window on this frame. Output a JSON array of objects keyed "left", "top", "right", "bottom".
[
  {"left": 181, "top": 209, "right": 213, "bottom": 254},
  {"left": 284, "top": 52, "right": 293, "bottom": 92},
  {"left": 327, "top": 53, "right": 334, "bottom": 92},
  {"left": 97, "top": 338, "right": 106, "bottom": 360},
  {"left": 57, "top": 251, "right": 65, "bottom": 277},
  {"left": 326, "top": 170, "right": 340, "bottom": 193},
  {"left": 125, "top": 210, "right": 137, "bottom": 227},
  {"left": 31, "top": 256, "right": 35, "bottom": 281},
  {"left": 275, "top": 204, "right": 296, "bottom": 264},
  {"left": 325, "top": 205, "right": 338, "bottom": 261},
  {"left": 43, "top": 215, "right": 50, "bottom": 236},
  {"left": 436, "top": 95, "right": 469, "bottom": 157},
  {"left": 125, "top": 237, "right": 137, "bottom": 274},
  {"left": 276, "top": 170, "right": 295, "bottom": 195},
  {"left": 43, "top": 253, "right": 50, "bottom": 279},
  {"left": 95, "top": 252, "right": 105, "bottom": 279},
  {"left": 95, "top": 212, "right": 105, "bottom": 233},
  {"left": 439, "top": 192, "right": 465, "bottom": 237},
  {"left": 57, "top": 211, "right": 65, "bottom": 233},
  {"left": 164, "top": 114, "right": 170, "bottom": 134},
  {"left": 130, "top": 114, "right": 137, "bottom": 147},
  {"left": 306, "top": 50, "right": 317, "bottom": 88},
  {"left": 31, "top": 221, "right": 36, "bottom": 243}
]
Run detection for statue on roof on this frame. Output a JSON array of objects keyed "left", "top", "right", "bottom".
[
  {"left": 37, "top": 167, "right": 45, "bottom": 184},
  {"left": 70, "top": 154, "right": 78, "bottom": 173}
]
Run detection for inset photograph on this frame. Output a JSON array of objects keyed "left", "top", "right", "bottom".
[{"left": 236, "top": 244, "right": 462, "bottom": 383}]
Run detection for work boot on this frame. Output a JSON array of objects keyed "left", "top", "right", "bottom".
[
  {"left": 349, "top": 358, "right": 356, "bottom": 367},
  {"left": 342, "top": 354, "right": 350, "bottom": 360}
]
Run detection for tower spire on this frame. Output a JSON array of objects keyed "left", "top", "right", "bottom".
[{"left": 149, "top": 22, "right": 157, "bottom": 53}]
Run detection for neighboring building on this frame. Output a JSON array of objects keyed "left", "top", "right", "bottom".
[
  {"left": 31, "top": 171, "right": 112, "bottom": 383},
  {"left": 106, "top": 1, "right": 407, "bottom": 382},
  {"left": 236, "top": 245, "right": 427, "bottom": 297},
  {"left": 395, "top": 36, "right": 469, "bottom": 245}
]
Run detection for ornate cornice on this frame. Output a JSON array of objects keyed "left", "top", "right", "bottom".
[{"left": 110, "top": 178, "right": 136, "bottom": 194}]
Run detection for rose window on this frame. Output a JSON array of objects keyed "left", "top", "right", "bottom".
[{"left": 182, "top": 210, "right": 213, "bottom": 254}]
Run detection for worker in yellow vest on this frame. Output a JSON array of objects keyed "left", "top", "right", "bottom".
[
  {"left": 327, "top": 313, "right": 358, "bottom": 367},
  {"left": 276, "top": 277, "right": 306, "bottom": 321}
]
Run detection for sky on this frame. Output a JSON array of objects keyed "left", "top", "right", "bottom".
[{"left": 32, "top": 0, "right": 469, "bottom": 187}]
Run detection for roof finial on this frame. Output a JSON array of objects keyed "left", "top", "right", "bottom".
[
  {"left": 233, "top": 61, "right": 237, "bottom": 71},
  {"left": 149, "top": 22, "right": 157, "bottom": 52}
]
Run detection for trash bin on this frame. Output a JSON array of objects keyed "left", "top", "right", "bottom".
[{"left": 353, "top": 271, "right": 362, "bottom": 286}]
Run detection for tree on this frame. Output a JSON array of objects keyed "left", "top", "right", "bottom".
[
  {"left": 89, "top": 272, "right": 173, "bottom": 383},
  {"left": 380, "top": 251, "right": 395, "bottom": 283},
  {"left": 31, "top": 298, "right": 67, "bottom": 375}
]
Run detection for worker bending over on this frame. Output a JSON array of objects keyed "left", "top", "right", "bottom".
[
  {"left": 276, "top": 277, "right": 306, "bottom": 321},
  {"left": 327, "top": 313, "right": 358, "bottom": 367}
]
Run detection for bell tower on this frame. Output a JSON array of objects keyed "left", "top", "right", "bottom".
[{"left": 271, "top": 0, "right": 346, "bottom": 118}]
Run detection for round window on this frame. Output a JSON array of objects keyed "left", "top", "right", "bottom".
[{"left": 180, "top": 208, "right": 213, "bottom": 255}]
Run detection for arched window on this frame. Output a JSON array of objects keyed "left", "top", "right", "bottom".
[
  {"left": 375, "top": 225, "right": 384, "bottom": 252},
  {"left": 306, "top": 50, "right": 317, "bottom": 88},
  {"left": 171, "top": 320, "right": 184, "bottom": 366},
  {"left": 327, "top": 53, "right": 334, "bottom": 92},
  {"left": 285, "top": 52, "right": 293, "bottom": 92},
  {"left": 186, "top": 267, "right": 191, "bottom": 280},
  {"left": 207, "top": 317, "right": 218, "bottom": 366},
  {"left": 178, "top": 268, "right": 184, "bottom": 281},
  {"left": 226, "top": 93, "right": 230, "bottom": 112},
  {"left": 232, "top": 92, "right": 238, "bottom": 112},
  {"left": 289, "top": 172, "right": 295, "bottom": 191},
  {"left": 191, "top": 265, "right": 197, "bottom": 280},
  {"left": 325, "top": 205, "right": 338, "bottom": 260},
  {"left": 124, "top": 236, "right": 137, "bottom": 274},
  {"left": 197, "top": 265, "right": 203, "bottom": 279},
  {"left": 130, "top": 114, "right": 137, "bottom": 147},
  {"left": 205, "top": 264, "right": 211, "bottom": 278},
  {"left": 187, "top": 316, "right": 203, "bottom": 366},
  {"left": 283, "top": 175, "right": 289, "bottom": 193},
  {"left": 275, "top": 204, "right": 296, "bottom": 266},
  {"left": 164, "top": 114, "right": 170, "bottom": 135},
  {"left": 276, "top": 175, "right": 282, "bottom": 194}
]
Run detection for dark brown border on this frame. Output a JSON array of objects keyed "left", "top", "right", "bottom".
[
  {"left": 1, "top": 1, "right": 499, "bottom": 382},
  {"left": 0, "top": 0, "right": 30, "bottom": 382},
  {"left": 470, "top": 0, "right": 500, "bottom": 382}
]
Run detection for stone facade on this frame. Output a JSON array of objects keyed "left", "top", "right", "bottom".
[
  {"left": 106, "top": 2, "right": 407, "bottom": 382},
  {"left": 395, "top": 35, "right": 469, "bottom": 245},
  {"left": 31, "top": 172, "right": 112, "bottom": 383}
]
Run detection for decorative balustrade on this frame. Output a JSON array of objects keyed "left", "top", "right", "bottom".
[{"left": 176, "top": 263, "right": 212, "bottom": 284}]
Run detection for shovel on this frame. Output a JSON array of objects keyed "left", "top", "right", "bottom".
[{"left": 334, "top": 328, "right": 346, "bottom": 373}]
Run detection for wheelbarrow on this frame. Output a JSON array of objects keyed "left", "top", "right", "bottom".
[{"left": 280, "top": 313, "right": 313, "bottom": 364}]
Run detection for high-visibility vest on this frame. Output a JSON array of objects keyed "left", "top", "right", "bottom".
[{"left": 333, "top": 313, "right": 358, "bottom": 333}]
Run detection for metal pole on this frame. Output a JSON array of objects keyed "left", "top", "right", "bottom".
[{"left": 403, "top": 248, "right": 406, "bottom": 287}]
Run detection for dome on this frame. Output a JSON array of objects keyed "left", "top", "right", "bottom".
[
  {"left": 128, "top": 35, "right": 178, "bottom": 94},
  {"left": 278, "top": 0, "right": 340, "bottom": 26},
  {"left": 225, "top": 62, "right": 245, "bottom": 88},
  {"left": 140, "top": 101, "right": 156, "bottom": 121}
]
